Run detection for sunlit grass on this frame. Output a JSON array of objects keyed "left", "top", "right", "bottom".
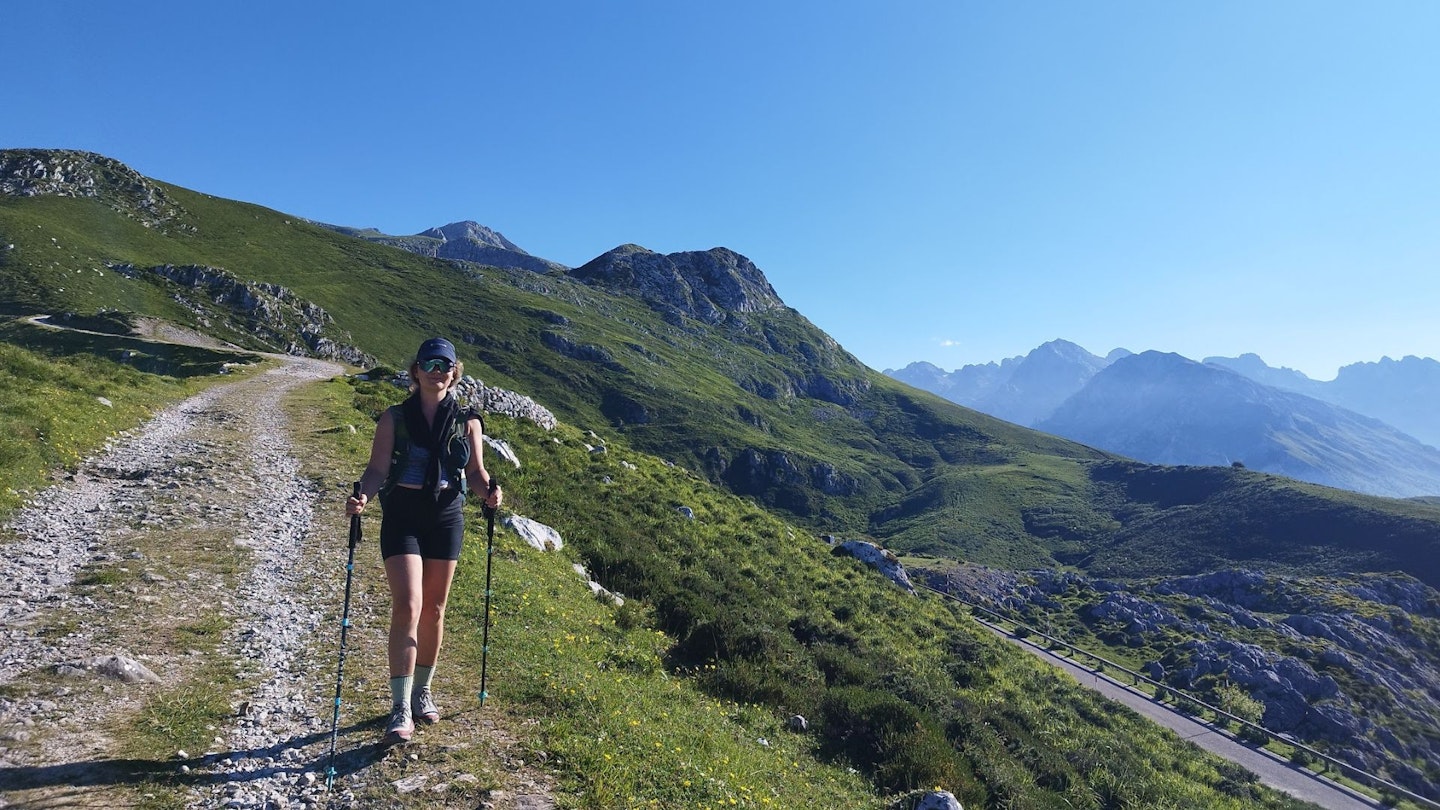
[
  {"left": 449, "top": 519, "right": 881, "bottom": 808},
  {"left": 0, "top": 319, "right": 251, "bottom": 519}
]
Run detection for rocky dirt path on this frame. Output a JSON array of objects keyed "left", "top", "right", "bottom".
[{"left": 0, "top": 356, "right": 556, "bottom": 809}]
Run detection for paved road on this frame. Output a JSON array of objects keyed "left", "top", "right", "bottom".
[{"left": 979, "top": 621, "right": 1383, "bottom": 810}]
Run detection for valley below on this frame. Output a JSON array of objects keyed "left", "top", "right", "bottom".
[{"left": 919, "top": 561, "right": 1440, "bottom": 803}]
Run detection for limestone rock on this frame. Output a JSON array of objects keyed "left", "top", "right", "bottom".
[
  {"left": 504, "top": 514, "right": 564, "bottom": 552},
  {"left": 57, "top": 654, "right": 162, "bottom": 684},
  {"left": 914, "top": 791, "right": 963, "bottom": 810},
  {"left": 833, "top": 540, "right": 914, "bottom": 593},
  {"left": 570, "top": 244, "right": 784, "bottom": 324}
]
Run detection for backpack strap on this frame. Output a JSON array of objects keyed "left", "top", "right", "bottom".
[
  {"left": 460, "top": 407, "right": 484, "bottom": 437},
  {"left": 448, "top": 407, "right": 483, "bottom": 495},
  {"left": 380, "top": 404, "right": 408, "bottom": 498}
]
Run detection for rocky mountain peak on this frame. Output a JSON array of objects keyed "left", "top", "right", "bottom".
[
  {"left": 345, "top": 220, "right": 569, "bottom": 274},
  {"left": 886, "top": 340, "right": 1113, "bottom": 424},
  {"left": 419, "top": 221, "right": 523, "bottom": 253},
  {"left": 1204, "top": 353, "right": 1316, "bottom": 393},
  {"left": 1336, "top": 354, "right": 1440, "bottom": 381},
  {"left": 0, "top": 148, "right": 184, "bottom": 228},
  {"left": 1326, "top": 355, "right": 1440, "bottom": 448},
  {"left": 885, "top": 360, "right": 945, "bottom": 376},
  {"left": 1035, "top": 338, "right": 1094, "bottom": 360},
  {"left": 570, "top": 245, "right": 785, "bottom": 323},
  {"left": 1039, "top": 351, "right": 1440, "bottom": 497},
  {"left": 1024, "top": 339, "right": 1110, "bottom": 375}
]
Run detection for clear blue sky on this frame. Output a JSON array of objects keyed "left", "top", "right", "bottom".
[{"left": 6, "top": 1, "right": 1437, "bottom": 381}]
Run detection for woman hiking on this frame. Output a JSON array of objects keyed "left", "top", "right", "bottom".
[{"left": 346, "top": 337, "right": 502, "bottom": 744}]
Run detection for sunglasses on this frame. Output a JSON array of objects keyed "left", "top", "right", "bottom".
[{"left": 419, "top": 358, "right": 454, "bottom": 373}]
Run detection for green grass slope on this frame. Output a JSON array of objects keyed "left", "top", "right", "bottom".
[
  {"left": 306, "top": 372, "right": 1317, "bottom": 808},
  {"left": 0, "top": 319, "right": 1323, "bottom": 807},
  {"left": 3, "top": 148, "right": 1439, "bottom": 592}
]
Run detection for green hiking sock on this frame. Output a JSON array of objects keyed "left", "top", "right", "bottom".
[
  {"left": 414, "top": 664, "right": 435, "bottom": 692},
  {"left": 390, "top": 675, "right": 413, "bottom": 707}
]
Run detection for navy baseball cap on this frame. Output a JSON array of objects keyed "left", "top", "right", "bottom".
[{"left": 416, "top": 337, "right": 457, "bottom": 363}]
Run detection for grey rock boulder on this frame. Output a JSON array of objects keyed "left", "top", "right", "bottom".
[{"left": 833, "top": 540, "right": 914, "bottom": 593}]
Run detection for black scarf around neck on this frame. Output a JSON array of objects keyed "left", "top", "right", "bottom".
[{"left": 402, "top": 393, "right": 458, "bottom": 499}]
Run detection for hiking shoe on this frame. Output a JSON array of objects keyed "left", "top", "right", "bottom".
[
  {"left": 412, "top": 687, "right": 440, "bottom": 725},
  {"left": 383, "top": 702, "right": 413, "bottom": 745}
]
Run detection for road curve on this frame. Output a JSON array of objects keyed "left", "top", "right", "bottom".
[{"left": 978, "top": 621, "right": 1383, "bottom": 810}]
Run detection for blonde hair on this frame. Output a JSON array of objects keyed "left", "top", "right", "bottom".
[{"left": 407, "top": 359, "right": 464, "bottom": 394}]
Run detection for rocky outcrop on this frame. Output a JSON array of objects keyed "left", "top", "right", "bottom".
[
  {"left": 720, "top": 448, "right": 863, "bottom": 498},
  {"left": 503, "top": 514, "right": 564, "bottom": 552},
  {"left": 570, "top": 245, "right": 785, "bottom": 324},
  {"left": 573, "top": 563, "right": 624, "bottom": 606},
  {"left": 927, "top": 564, "right": 1440, "bottom": 798},
  {"left": 0, "top": 149, "right": 186, "bottom": 229},
  {"left": 318, "top": 220, "right": 568, "bottom": 275},
  {"left": 540, "top": 330, "right": 624, "bottom": 372},
  {"left": 108, "top": 263, "right": 372, "bottom": 365},
  {"left": 1086, "top": 592, "right": 1185, "bottom": 634},
  {"left": 831, "top": 539, "right": 914, "bottom": 593},
  {"left": 737, "top": 370, "right": 872, "bottom": 407},
  {"left": 1169, "top": 638, "right": 1341, "bottom": 730},
  {"left": 450, "top": 375, "right": 557, "bottom": 431},
  {"left": 421, "top": 221, "right": 568, "bottom": 274}
]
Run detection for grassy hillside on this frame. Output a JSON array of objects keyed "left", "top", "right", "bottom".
[
  {"left": 0, "top": 320, "right": 1324, "bottom": 807},
  {"left": 3, "top": 147, "right": 1439, "bottom": 593},
  {"left": 289, "top": 370, "right": 1318, "bottom": 808}
]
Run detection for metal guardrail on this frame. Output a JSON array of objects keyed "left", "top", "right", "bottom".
[{"left": 922, "top": 584, "right": 1440, "bottom": 810}]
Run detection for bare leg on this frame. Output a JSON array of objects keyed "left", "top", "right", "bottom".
[
  {"left": 385, "top": 554, "right": 424, "bottom": 677},
  {"left": 416, "top": 558, "right": 459, "bottom": 667}
]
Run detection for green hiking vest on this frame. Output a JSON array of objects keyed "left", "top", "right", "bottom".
[{"left": 381, "top": 402, "right": 481, "bottom": 497}]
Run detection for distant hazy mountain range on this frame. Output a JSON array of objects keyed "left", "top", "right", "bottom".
[
  {"left": 888, "top": 341, "right": 1440, "bottom": 498},
  {"left": 1205, "top": 352, "right": 1440, "bottom": 450}
]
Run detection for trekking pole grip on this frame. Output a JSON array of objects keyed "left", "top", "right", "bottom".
[
  {"left": 348, "top": 481, "right": 362, "bottom": 550},
  {"left": 483, "top": 478, "right": 499, "bottom": 521}
]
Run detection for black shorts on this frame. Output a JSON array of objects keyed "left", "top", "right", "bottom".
[{"left": 379, "top": 487, "right": 465, "bottom": 560}]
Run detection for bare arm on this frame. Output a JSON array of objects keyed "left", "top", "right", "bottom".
[
  {"left": 346, "top": 408, "right": 395, "bottom": 514},
  {"left": 464, "top": 416, "right": 502, "bottom": 508}
]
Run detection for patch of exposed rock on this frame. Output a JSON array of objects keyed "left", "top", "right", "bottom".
[
  {"left": 829, "top": 538, "right": 914, "bottom": 593},
  {"left": 107, "top": 262, "right": 372, "bottom": 365},
  {"left": 715, "top": 447, "right": 864, "bottom": 503},
  {"left": 925, "top": 564, "right": 1440, "bottom": 799},
  {"left": 570, "top": 244, "right": 784, "bottom": 324},
  {"left": 0, "top": 148, "right": 186, "bottom": 229}
]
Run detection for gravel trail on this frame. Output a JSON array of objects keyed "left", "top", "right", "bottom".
[
  {"left": 0, "top": 357, "right": 359, "bottom": 808},
  {"left": 1, "top": 354, "right": 557, "bottom": 810}
]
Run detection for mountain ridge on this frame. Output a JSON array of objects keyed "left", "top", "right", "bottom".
[
  {"left": 4, "top": 146, "right": 1440, "bottom": 802},
  {"left": 4, "top": 148, "right": 1436, "bottom": 583},
  {"left": 892, "top": 341, "right": 1440, "bottom": 498},
  {"left": 1038, "top": 351, "right": 1440, "bottom": 497}
]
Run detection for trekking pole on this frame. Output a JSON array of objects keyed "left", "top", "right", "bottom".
[
  {"left": 325, "top": 481, "right": 363, "bottom": 791},
  {"left": 478, "top": 478, "right": 500, "bottom": 706}
]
